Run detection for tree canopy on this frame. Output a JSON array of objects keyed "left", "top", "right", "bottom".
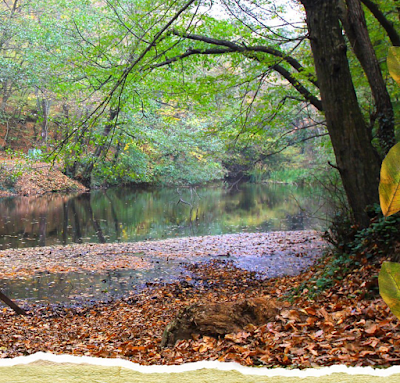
[{"left": 0, "top": 0, "right": 398, "bottom": 225}]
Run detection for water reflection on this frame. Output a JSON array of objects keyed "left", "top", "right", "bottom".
[{"left": 0, "top": 183, "right": 330, "bottom": 250}]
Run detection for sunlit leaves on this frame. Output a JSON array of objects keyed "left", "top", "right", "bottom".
[
  {"left": 379, "top": 261, "right": 400, "bottom": 320},
  {"left": 378, "top": 46, "right": 400, "bottom": 321},
  {"left": 388, "top": 46, "right": 400, "bottom": 86},
  {"left": 379, "top": 142, "right": 400, "bottom": 217}
]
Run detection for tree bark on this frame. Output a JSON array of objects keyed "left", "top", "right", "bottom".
[
  {"left": 339, "top": 0, "right": 395, "bottom": 154},
  {"left": 161, "top": 298, "right": 282, "bottom": 347},
  {"left": 301, "top": 0, "right": 381, "bottom": 227}
]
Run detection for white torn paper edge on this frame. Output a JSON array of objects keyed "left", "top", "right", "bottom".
[{"left": 0, "top": 352, "right": 399, "bottom": 377}]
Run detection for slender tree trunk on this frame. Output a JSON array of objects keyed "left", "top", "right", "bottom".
[
  {"left": 300, "top": 0, "right": 381, "bottom": 227},
  {"left": 339, "top": 0, "right": 395, "bottom": 154},
  {"left": 0, "top": 82, "right": 12, "bottom": 113},
  {"left": 40, "top": 99, "right": 51, "bottom": 144},
  {"left": 82, "top": 107, "right": 119, "bottom": 185}
]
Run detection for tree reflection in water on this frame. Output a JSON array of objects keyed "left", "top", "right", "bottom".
[{"left": 0, "top": 183, "right": 331, "bottom": 250}]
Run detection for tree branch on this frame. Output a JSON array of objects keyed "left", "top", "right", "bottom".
[
  {"left": 361, "top": 0, "right": 400, "bottom": 46},
  {"left": 0, "top": 290, "right": 27, "bottom": 315},
  {"left": 270, "top": 63, "right": 323, "bottom": 111},
  {"left": 172, "top": 30, "right": 319, "bottom": 87},
  {"left": 150, "top": 42, "right": 323, "bottom": 111},
  {"left": 257, "top": 132, "right": 329, "bottom": 160},
  {"left": 49, "top": 0, "right": 197, "bottom": 159}
]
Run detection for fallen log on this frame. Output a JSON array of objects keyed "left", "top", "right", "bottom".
[{"left": 161, "top": 297, "right": 283, "bottom": 347}]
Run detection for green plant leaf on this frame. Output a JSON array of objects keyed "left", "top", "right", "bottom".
[
  {"left": 379, "top": 261, "right": 400, "bottom": 320},
  {"left": 379, "top": 142, "right": 400, "bottom": 217},
  {"left": 388, "top": 46, "right": 400, "bottom": 86}
]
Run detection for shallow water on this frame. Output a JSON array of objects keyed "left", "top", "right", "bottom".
[
  {"left": 0, "top": 183, "right": 330, "bottom": 306},
  {"left": 0, "top": 254, "right": 196, "bottom": 305},
  {"left": 0, "top": 233, "right": 324, "bottom": 305}
]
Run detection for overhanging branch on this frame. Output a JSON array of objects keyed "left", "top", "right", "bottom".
[
  {"left": 172, "top": 30, "right": 319, "bottom": 87},
  {"left": 150, "top": 45, "right": 323, "bottom": 111}
]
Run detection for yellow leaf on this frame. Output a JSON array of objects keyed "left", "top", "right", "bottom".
[
  {"left": 388, "top": 46, "right": 400, "bottom": 86},
  {"left": 379, "top": 142, "right": 400, "bottom": 217},
  {"left": 379, "top": 261, "right": 400, "bottom": 320}
]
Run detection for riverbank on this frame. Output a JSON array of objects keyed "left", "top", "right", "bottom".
[
  {"left": 0, "top": 154, "right": 86, "bottom": 197},
  {"left": 0, "top": 231, "right": 399, "bottom": 367},
  {"left": 0, "top": 231, "right": 324, "bottom": 279}
]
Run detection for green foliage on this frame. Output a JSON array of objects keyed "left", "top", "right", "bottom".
[
  {"left": 91, "top": 143, "right": 150, "bottom": 187},
  {"left": 349, "top": 206, "right": 400, "bottom": 259},
  {"left": 268, "top": 168, "right": 310, "bottom": 185},
  {"left": 379, "top": 261, "right": 400, "bottom": 320},
  {"left": 0, "top": 0, "right": 332, "bottom": 187},
  {"left": 289, "top": 251, "right": 352, "bottom": 299},
  {"left": 142, "top": 111, "right": 226, "bottom": 186},
  {"left": 300, "top": 204, "right": 399, "bottom": 297},
  {"left": 388, "top": 47, "right": 400, "bottom": 86},
  {"left": 0, "top": 163, "right": 23, "bottom": 191}
]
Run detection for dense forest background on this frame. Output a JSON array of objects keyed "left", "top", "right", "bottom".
[
  {"left": 0, "top": 0, "right": 336, "bottom": 187},
  {"left": 2, "top": 0, "right": 400, "bottom": 362},
  {"left": 0, "top": 0, "right": 398, "bottom": 220}
]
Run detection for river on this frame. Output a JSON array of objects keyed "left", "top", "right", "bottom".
[{"left": 0, "top": 183, "right": 329, "bottom": 250}]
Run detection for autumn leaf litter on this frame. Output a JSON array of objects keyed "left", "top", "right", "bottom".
[
  {"left": 0, "top": 230, "right": 399, "bottom": 368},
  {"left": 0, "top": 231, "right": 323, "bottom": 278}
]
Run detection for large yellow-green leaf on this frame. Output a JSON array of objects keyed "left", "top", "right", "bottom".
[
  {"left": 379, "top": 142, "right": 400, "bottom": 217},
  {"left": 388, "top": 46, "right": 400, "bottom": 86},
  {"left": 379, "top": 261, "right": 400, "bottom": 320}
]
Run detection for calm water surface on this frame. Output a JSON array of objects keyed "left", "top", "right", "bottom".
[{"left": 0, "top": 183, "right": 329, "bottom": 250}]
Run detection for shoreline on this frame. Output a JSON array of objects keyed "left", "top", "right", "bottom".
[
  {"left": 0, "top": 230, "right": 327, "bottom": 279},
  {"left": 0, "top": 231, "right": 399, "bottom": 368}
]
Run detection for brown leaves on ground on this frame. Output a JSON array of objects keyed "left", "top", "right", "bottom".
[
  {"left": 14, "top": 165, "right": 86, "bottom": 196},
  {"left": 1, "top": 256, "right": 400, "bottom": 367},
  {"left": 0, "top": 154, "right": 86, "bottom": 196},
  {"left": 0, "top": 231, "right": 325, "bottom": 278}
]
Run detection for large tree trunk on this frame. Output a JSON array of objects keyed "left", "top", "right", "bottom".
[
  {"left": 339, "top": 0, "right": 395, "bottom": 155},
  {"left": 301, "top": 0, "right": 381, "bottom": 227}
]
